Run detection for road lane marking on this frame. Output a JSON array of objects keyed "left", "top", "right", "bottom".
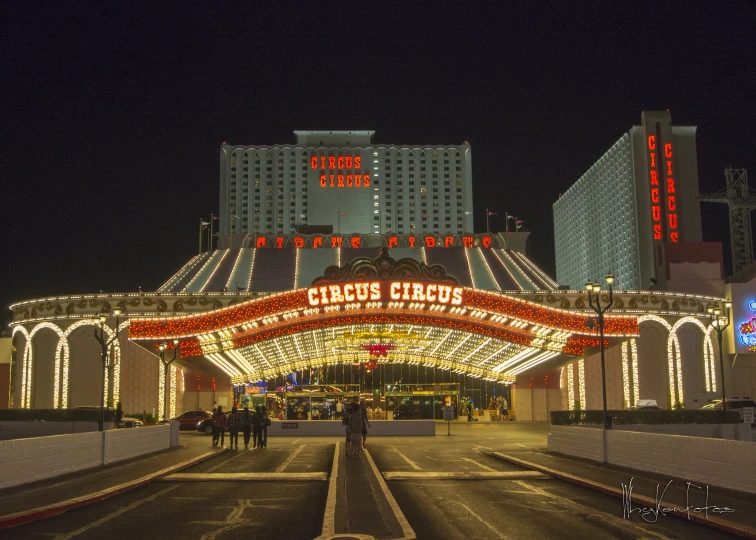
[
  {"left": 320, "top": 442, "right": 340, "bottom": 538},
  {"left": 57, "top": 484, "right": 180, "bottom": 539},
  {"left": 513, "top": 480, "right": 671, "bottom": 539},
  {"left": 444, "top": 501, "right": 508, "bottom": 540},
  {"left": 391, "top": 446, "right": 421, "bottom": 470},
  {"left": 461, "top": 458, "right": 497, "bottom": 471},
  {"left": 364, "top": 449, "right": 416, "bottom": 540},
  {"left": 382, "top": 471, "right": 549, "bottom": 481},
  {"left": 276, "top": 444, "right": 306, "bottom": 472},
  {"left": 205, "top": 449, "right": 245, "bottom": 472},
  {"left": 161, "top": 472, "right": 327, "bottom": 481}
]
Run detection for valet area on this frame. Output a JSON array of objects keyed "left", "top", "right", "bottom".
[{"left": 9, "top": 232, "right": 751, "bottom": 423}]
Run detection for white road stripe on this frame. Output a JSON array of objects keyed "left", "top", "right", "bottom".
[
  {"left": 445, "top": 501, "right": 508, "bottom": 539},
  {"left": 161, "top": 472, "right": 327, "bottom": 481},
  {"left": 57, "top": 484, "right": 180, "bottom": 539},
  {"left": 391, "top": 446, "right": 421, "bottom": 470},
  {"left": 320, "top": 442, "right": 340, "bottom": 537},
  {"left": 382, "top": 471, "right": 549, "bottom": 481},
  {"left": 276, "top": 444, "right": 306, "bottom": 473},
  {"left": 364, "top": 449, "right": 416, "bottom": 540},
  {"left": 461, "top": 457, "right": 496, "bottom": 471}
]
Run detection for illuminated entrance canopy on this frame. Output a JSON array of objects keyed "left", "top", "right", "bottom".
[
  {"left": 129, "top": 250, "right": 639, "bottom": 383},
  {"left": 306, "top": 282, "right": 463, "bottom": 306}
]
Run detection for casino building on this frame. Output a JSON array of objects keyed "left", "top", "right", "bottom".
[
  {"left": 219, "top": 131, "right": 474, "bottom": 238},
  {"left": 553, "top": 111, "right": 702, "bottom": 291},
  {"left": 8, "top": 128, "right": 748, "bottom": 423}
]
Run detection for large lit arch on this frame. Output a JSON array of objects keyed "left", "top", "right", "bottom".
[
  {"left": 670, "top": 317, "right": 716, "bottom": 394},
  {"left": 30, "top": 322, "right": 68, "bottom": 408},
  {"left": 637, "top": 315, "right": 679, "bottom": 406},
  {"left": 65, "top": 319, "right": 122, "bottom": 406},
  {"left": 12, "top": 326, "right": 31, "bottom": 408}
]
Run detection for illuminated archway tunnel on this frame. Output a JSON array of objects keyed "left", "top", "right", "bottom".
[{"left": 130, "top": 275, "right": 639, "bottom": 384}]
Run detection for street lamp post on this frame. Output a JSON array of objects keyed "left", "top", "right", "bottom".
[
  {"left": 158, "top": 340, "right": 180, "bottom": 422},
  {"left": 707, "top": 301, "right": 732, "bottom": 417},
  {"left": 93, "top": 308, "right": 121, "bottom": 432},
  {"left": 586, "top": 274, "right": 614, "bottom": 430}
]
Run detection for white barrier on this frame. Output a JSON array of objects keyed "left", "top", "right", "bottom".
[
  {"left": 548, "top": 425, "right": 756, "bottom": 494},
  {"left": 0, "top": 423, "right": 179, "bottom": 490},
  {"left": 267, "top": 420, "right": 436, "bottom": 437}
]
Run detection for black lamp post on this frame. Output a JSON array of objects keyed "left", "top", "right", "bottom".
[
  {"left": 707, "top": 301, "right": 732, "bottom": 417},
  {"left": 158, "top": 340, "right": 180, "bottom": 422},
  {"left": 94, "top": 308, "right": 121, "bottom": 432},
  {"left": 585, "top": 274, "right": 614, "bottom": 430}
]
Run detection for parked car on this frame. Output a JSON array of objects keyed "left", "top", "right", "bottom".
[
  {"left": 173, "top": 410, "right": 212, "bottom": 431},
  {"left": 119, "top": 416, "right": 144, "bottom": 428},
  {"left": 701, "top": 398, "right": 756, "bottom": 424},
  {"left": 628, "top": 399, "right": 665, "bottom": 411},
  {"left": 197, "top": 417, "right": 215, "bottom": 435}
]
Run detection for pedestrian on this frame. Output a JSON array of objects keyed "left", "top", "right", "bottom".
[
  {"left": 342, "top": 400, "right": 351, "bottom": 447},
  {"left": 227, "top": 405, "right": 241, "bottom": 449},
  {"left": 347, "top": 402, "right": 364, "bottom": 457},
  {"left": 499, "top": 397, "right": 509, "bottom": 421},
  {"left": 212, "top": 405, "right": 227, "bottom": 447},
  {"left": 252, "top": 406, "right": 263, "bottom": 448},
  {"left": 467, "top": 400, "right": 473, "bottom": 422},
  {"left": 360, "top": 400, "right": 372, "bottom": 449},
  {"left": 261, "top": 405, "right": 271, "bottom": 447},
  {"left": 335, "top": 398, "right": 343, "bottom": 420},
  {"left": 241, "top": 406, "right": 253, "bottom": 449}
]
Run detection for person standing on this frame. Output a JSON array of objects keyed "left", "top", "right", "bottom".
[
  {"left": 252, "top": 406, "right": 264, "bottom": 448},
  {"left": 241, "top": 406, "right": 253, "bottom": 449},
  {"left": 467, "top": 400, "right": 473, "bottom": 422},
  {"left": 261, "top": 405, "right": 271, "bottom": 448},
  {"left": 360, "top": 400, "right": 372, "bottom": 449},
  {"left": 347, "top": 402, "right": 364, "bottom": 457},
  {"left": 227, "top": 406, "right": 241, "bottom": 449},
  {"left": 212, "top": 406, "right": 227, "bottom": 447},
  {"left": 335, "top": 398, "right": 343, "bottom": 421},
  {"left": 499, "top": 397, "right": 509, "bottom": 421}
]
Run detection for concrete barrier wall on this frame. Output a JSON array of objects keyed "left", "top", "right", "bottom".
[
  {"left": 614, "top": 423, "right": 753, "bottom": 441},
  {"left": 267, "top": 420, "right": 436, "bottom": 437},
  {"left": 103, "top": 425, "right": 171, "bottom": 465},
  {"left": 0, "top": 422, "right": 179, "bottom": 490},
  {"left": 0, "top": 431, "right": 102, "bottom": 490},
  {"left": 548, "top": 426, "right": 756, "bottom": 494},
  {"left": 0, "top": 421, "right": 105, "bottom": 441}
]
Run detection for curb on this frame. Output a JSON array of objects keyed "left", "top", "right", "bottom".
[
  {"left": 0, "top": 448, "right": 227, "bottom": 529},
  {"left": 488, "top": 452, "right": 756, "bottom": 540}
]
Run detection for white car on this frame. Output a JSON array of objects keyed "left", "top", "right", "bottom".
[{"left": 119, "top": 416, "right": 144, "bottom": 428}]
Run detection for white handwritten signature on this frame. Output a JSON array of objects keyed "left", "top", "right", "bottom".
[{"left": 621, "top": 477, "right": 735, "bottom": 522}]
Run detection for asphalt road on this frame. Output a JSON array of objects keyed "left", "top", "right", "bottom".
[{"left": 0, "top": 425, "right": 742, "bottom": 540}]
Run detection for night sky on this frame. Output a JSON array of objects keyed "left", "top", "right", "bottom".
[{"left": 2, "top": 3, "right": 755, "bottom": 330}]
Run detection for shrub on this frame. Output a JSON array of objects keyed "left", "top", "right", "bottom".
[{"left": 550, "top": 409, "right": 740, "bottom": 425}]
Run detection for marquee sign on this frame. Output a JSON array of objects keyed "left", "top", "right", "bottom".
[
  {"left": 739, "top": 300, "right": 756, "bottom": 352},
  {"left": 250, "top": 234, "right": 494, "bottom": 249},
  {"left": 306, "top": 281, "right": 464, "bottom": 307},
  {"left": 311, "top": 153, "right": 370, "bottom": 188}
]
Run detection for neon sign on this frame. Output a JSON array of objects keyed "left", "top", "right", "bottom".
[
  {"left": 647, "top": 135, "right": 663, "bottom": 241},
  {"left": 306, "top": 281, "right": 464, "bottom": 307},
  {"left": 311, "top": 154, "right": 370, "bottom": 188},
  {"left": 664, "top": 142, "right": 679, "bottom": 242},
  {"left": 739, "top": 301, "right": 756, "bottom": 351},
  {"left": 253, "top": 234, "right": 493, "bottom": 249}
]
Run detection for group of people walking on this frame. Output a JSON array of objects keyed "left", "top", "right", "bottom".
[
  {"left": 342, "top": 397, "right": 371, "bottom": 457},
  {"left": 211, "top": 405, "right": 271, "bottom": 449}
]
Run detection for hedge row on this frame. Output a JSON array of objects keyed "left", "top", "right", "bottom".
[{"left": 550, "top": 409, "right": 741, "bottom": 425}]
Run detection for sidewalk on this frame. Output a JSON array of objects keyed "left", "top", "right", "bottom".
[
  {"left": 489, "top": 449, "right": 756, "bottom": 539},
  {"left": 0, "top": 434, "right": 224, "bottom": 529}
]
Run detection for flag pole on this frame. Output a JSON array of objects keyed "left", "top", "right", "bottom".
[
  {"left": 486, "top": 208, "right": 490, "bottom": 234},
  {"left": 505, "top": 213, "right": 509, "bottom": 250},
  {"left": 209, "top": 213, "right": 214, "bottom": 252},
  {"left": 198, "top": 219, "right": 203, "bottom": 255}
]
